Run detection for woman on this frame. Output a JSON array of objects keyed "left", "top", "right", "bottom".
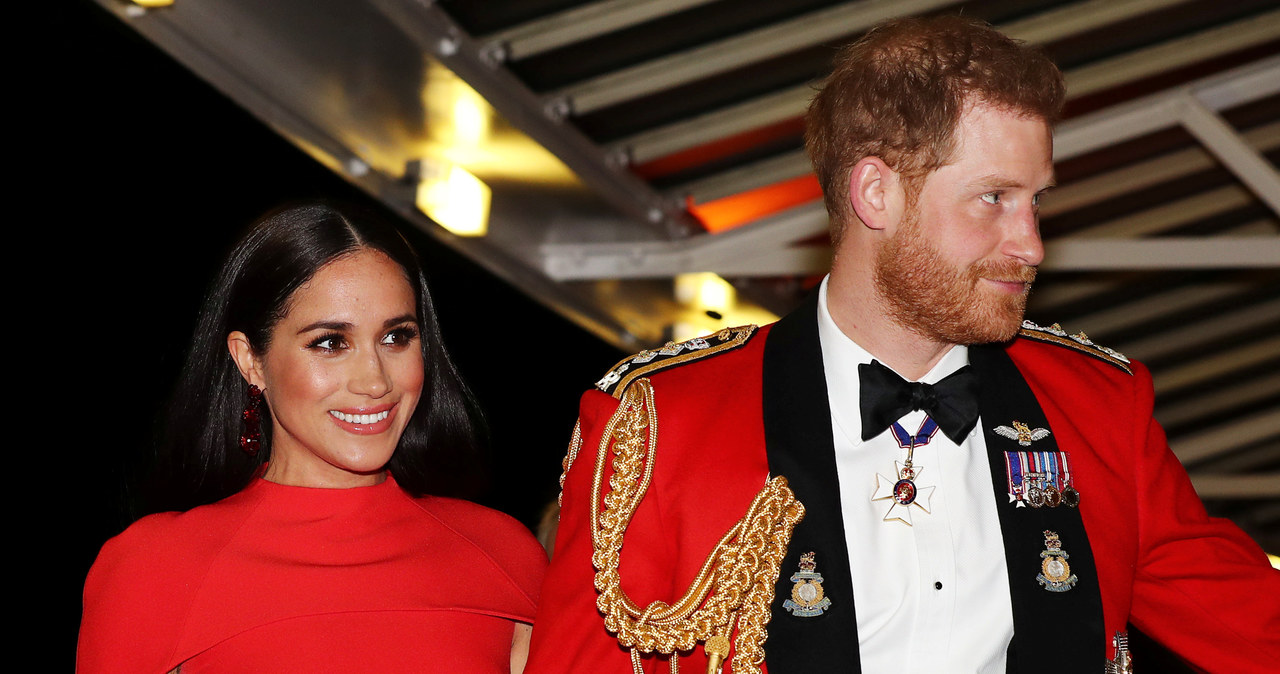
[{"left": 78, "top": 203, "right": 546, "bottom": 673}]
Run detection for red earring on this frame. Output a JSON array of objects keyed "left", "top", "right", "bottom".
[{"left": 240, "top": 384, "right": 264, "bottom": 455}]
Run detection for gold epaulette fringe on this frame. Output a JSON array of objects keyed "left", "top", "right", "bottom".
[
  {"left": 590, "top": 379, "right": 804, "bottom": 674},
  {"left": 1018, "top": 320, "right": 1132, "bottom": 375},
  {"left": 595, "top": 326, "right": 757, "bottom": 398}
]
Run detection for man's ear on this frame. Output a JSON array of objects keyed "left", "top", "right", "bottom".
[
  {"left": 848, "top": 157, "right": 904, "bottom": 232},
  {"left": 227, "top": 331, "right": 266, "bottom": 389}
]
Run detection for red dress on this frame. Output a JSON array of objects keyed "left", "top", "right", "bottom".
[{"left": 78, "top": 475, "right": 546, "bottom": 673}]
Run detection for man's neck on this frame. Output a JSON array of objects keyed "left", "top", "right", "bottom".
[{"left": 825, "top": 270, "right": 954, "bottom": 381}]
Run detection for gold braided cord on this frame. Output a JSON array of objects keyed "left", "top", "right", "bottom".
[
  {"left": 590, "top": 379, "right": 805, "bottom": 674},
  {"left": 558, "top": 420, "right": 584, "bottom": 511}
]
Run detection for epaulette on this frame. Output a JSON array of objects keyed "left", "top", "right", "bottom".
[
  {"left": 1017, "top": 320, "right": 1132, "bottom": 375},
  {"left": 595, "top": 325, "right": 758, "bottom": 398}
]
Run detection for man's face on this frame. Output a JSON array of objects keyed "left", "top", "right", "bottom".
[{"left": 874, "top": 101, "right": 1053, "bottom": 345}]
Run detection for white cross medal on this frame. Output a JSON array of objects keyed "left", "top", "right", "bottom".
[{"left": 871, "top": 419, "right": 938, "bottom": 525}]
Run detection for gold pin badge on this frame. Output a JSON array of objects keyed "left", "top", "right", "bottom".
[
  {"left": 783, "top": 552, "right": 832, "bottom": 617},
  {"left": 1037, "top": 530, "right": 1078, "bottom": 592}
]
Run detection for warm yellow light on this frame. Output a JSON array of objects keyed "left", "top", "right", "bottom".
[
  {"left": 675, "top": 272, "right": 734, "bottom": 313},
  {"left": 131, "top": 0, "right": 175, "bottom": 6},
  {"left": 671, "top": 272, "right": 777, "bottom": 342},
  {"left": 1269, "top": 554, "right": 1280, "bottom": 570},
  {"left": 415, "top": 160, "right": 490, "bottom": 237},
  {"left": 425, "top": 62, "right": 491, "bottom": 149}
]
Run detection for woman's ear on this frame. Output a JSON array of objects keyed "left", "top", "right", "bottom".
[
  {"left": 227, "top": 331, "right": 265, "bottom": 389},
  {"left": 849, "top": 156, "right": 905, "bottom": 232}
]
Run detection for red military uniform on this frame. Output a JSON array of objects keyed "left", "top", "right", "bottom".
[{"left": 526, "top": 298, "right": 1280, "bottom": 673}]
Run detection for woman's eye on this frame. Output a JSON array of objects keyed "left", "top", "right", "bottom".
[
  {"left": 309, "top": 335, "right": 347, "bottom": 352},
  {"left": 1032, "top": 193, "right": 1042, "bottom": 207},
  {"left": 981, "top": 192, "right": 1001, "bottom": 205},
  {"left": 382, "top": 327, "right": 419, "bottom": 347}
]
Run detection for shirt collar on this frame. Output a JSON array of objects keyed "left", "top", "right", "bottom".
[{"left": 816, "top": 276, "right": 969, "bottom": 444}]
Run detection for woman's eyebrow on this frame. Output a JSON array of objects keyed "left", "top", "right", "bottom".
[{"left": 296, "top": 320, "right": 351, "bottom": 335}]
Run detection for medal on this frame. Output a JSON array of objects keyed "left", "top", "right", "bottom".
[
  {"left": 782, "top": 552, "right": 833, "bottom": 617},
  {"left": 1036, "top": 530, "right": 1078, "bottom": 592},
  {"left": 871, "top": 419, "right": 937, "bottom": 525},
  {"left": 1004, "top": 450, "right": 1079, "bottom": 508}
]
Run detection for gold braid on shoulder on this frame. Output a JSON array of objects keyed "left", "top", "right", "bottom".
[{"left": 590, "top": 379, "right": 805, "bottom": 674}]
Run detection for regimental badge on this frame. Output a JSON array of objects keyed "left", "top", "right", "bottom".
[
  {"left": 871, "top": 461, "right": 935, "bottom": 525},
  {"left": 1004, "top": 451, "right": 1079, "bottom": 508},
  {"left": 1037, "top": 530, "right": 1078, "bottom": 592},
  {"left": 994, "top": 420, "right": 1051, "bottom": 447},
  {"left": 783, "top": 552, "right": 833, "bottom": 617},
  {"left": 1104, "top": 631, "right": 1135, "bottom": 674}
]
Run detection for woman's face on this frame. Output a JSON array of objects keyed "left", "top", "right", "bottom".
[{"left": 231, "top": 249, "right": 424, "bottom": 488}]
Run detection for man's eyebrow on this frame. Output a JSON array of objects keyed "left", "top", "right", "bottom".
[{"left": 970, "top": 174, "right": 1057, "bottom": 190}]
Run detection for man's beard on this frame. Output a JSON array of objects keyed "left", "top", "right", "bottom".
[{"left": 873, "top": 210, "right": 1036, "bottom": 345}]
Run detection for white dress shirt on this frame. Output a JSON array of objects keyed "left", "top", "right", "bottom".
[{"left": 817, "top": 277, "right": 1014, "bottom": 673}]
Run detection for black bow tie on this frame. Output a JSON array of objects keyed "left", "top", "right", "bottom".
[{"left": 858, "top": 360, "right": 979, "bottom": 445}]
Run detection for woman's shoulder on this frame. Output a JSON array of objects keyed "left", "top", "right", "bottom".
[
  {"left": 79, "top": 503, "right": 252, "bottom": 674},
  {"left": 410, "top": 495, "right": 548, "bottom": 600}
]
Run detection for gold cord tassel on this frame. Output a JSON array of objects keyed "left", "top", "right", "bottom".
[{"left": 590, "top": 380, "right": 805, "bottom": 673}]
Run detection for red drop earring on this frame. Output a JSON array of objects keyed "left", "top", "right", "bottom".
[{"left": 240, "top": 384, "right": 264, "bottom": 455}]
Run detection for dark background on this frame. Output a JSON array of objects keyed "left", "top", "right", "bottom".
[{"left": 54, "top": 0, "right": 620, "bottom": 664}]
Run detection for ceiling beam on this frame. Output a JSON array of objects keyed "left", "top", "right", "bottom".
[
  {"left": 1042, "top": 121, "right": 1280, "bottom": 217},
  {"left": 552, "top": 0, "right": 960, "bottom": 115},
  {"left": 1116, "top": 296, "right": 1280, "bottom": 363},
  {"left": 480, "top": 0, "right": 720, "bottom": 62},
  {"left": 1069, "top": 184, "right": 1256, "bottom": 238},
  {"left": 1065, "top": 283, "right": 1252, "bottom": 336},
  {"left": 1055, "top": 55, "right": 1280, "bottom": 160},
  {"left": 663, "top": 53, "right": 1280, "bottom": 205},
  {"left": 1155, "top": 336, "right": 1280, "bottom": 395},
  {"left": 543, "top": 235, "right": 1280, "bottom": 279},
  {"left": 366, "top": 0, "right": 694, "bottom": 234},
  {"left": 1042, "top": 238, "right": 1280, "bottom": 271},
  {"left": 1063, "top": 9, "right": 1280, "bottom": 99},
  {"left": 1178, "top": 95, "right": 1280, "bottom": 218},
  {"left": 1190, "top": 473, "right": 1280, "bottom": 499},
  {"left": 1172, "top": 407, "right": 1280, "bottom": 465},
  {"left": 618, "top": 0, "right": 1239, "bottom": 165},
  {"left": 1157, "top": 370, "right": 1280, "bottom": 428}
]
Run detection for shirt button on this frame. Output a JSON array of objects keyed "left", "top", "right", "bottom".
[{"left": 934, "top": 581, "right": 943, "bottom": 590}]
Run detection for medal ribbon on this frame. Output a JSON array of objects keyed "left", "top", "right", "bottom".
[{"left": 889, "top": 417, "right": 939, "bottom": 449}]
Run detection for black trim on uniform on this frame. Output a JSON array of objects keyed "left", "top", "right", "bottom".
[
  {"left": 762, "top": 293, "right": 861, "bottom": 672},
  {"left": 971, "top": 344, "right": 1105, "bottom": 674}
]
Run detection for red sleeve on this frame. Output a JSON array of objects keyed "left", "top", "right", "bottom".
[
  {"left": 526, "top": 389, "right": 656, "bottom": 673},
  {"left": 77, "top": 514, "right": 191, "bottom": 674},
  {"left": 1124, "top": 361, "right": 1280, "bottom": 671}
]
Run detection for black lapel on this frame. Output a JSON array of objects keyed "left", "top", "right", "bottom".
[
  {"left": 762, "top": 293, "right": 861, "bottom": 672},
  {"left": 970, "top": 345, "right": 1104, "bottom": 673}
]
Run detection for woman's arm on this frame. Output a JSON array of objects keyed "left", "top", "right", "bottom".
[{"left": 511, "top": 623, "right": 533, "bottom": 673}]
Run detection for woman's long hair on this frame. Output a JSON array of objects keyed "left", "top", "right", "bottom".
[{"left": 148, "top": 202, "right": 484, "bottom": 513}]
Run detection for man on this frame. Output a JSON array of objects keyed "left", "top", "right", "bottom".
[{"left": 526, "top": 16, "right": 1279, "bottom": 673}]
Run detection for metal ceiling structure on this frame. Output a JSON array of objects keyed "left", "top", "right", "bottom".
[{"left": 95, "top": 0, "right": 1277, "bottom": 548}]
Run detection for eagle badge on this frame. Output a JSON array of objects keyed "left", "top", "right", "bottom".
[{"left": 994, "top": 420, "right": 1051, "bottom": 446}]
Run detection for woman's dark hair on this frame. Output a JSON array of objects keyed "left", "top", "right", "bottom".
[{"left": 149, "top": 202, "right": 485, "bottom": 512}]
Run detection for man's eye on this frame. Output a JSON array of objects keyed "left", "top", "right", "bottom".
[
  {"left": 981, "top": 192, "right": 1001, "bottom": 204},
  {"left": 1032, "top": 193, "right": 1042, "bottom": 207}
]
